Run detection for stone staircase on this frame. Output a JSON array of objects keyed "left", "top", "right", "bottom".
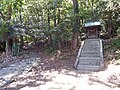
[{"left": 75, "top": 39, "right": 104, "bottom": 71}]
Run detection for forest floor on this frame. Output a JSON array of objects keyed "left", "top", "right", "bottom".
[{"left": 0, "top": 41, "right": 120, "bottom": 90}]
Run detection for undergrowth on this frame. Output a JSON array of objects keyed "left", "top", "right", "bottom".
[
  {"left": 44, "top": 44, "right": 58, "bottom": 55},
  {"left": 109, "top": 38, "right": 120, "bottom": 51},
  {"left": 105, "top": 37, "right": 120, "bottom": 60}
]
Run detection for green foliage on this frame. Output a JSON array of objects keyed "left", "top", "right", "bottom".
[
  {"left": 0, "top": 20, "right": 9, "bottom": 38},
  {"left": 105, "top": 38, "right": 120, "bottom": 60},
  {"left": 0, "top": 0, "right": 119, "bottom": 53},
  {"left": 117, "top": 27, "right": 120, "bottom": 35},
  {"left": 109, "top": 39, "right": 120, "bottom": 51},
  {"left": 44, "top": 44, "right": 58, "bottom": 54}
]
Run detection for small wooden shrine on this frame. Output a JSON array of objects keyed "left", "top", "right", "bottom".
[{"left": 83, "top": 21, "right": 101, "bottom": 38}]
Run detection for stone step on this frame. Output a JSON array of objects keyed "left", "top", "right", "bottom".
[
  {"left": 83, "top": 44, "right": 100, "bottom": 46},
  {"left": 82, "top": 52, "right": 100, "bottom": 54},
  {"left": 82, "top": 46, "right": 100, "bottom": 49},
  {"left": 84, "top": 41, "right": 99, "bottom": 43},
  {"left": 78, "top": 61, "right": 100, "bottom": 66},
  {"left": 82, "top": 49, "right": 100, "bottom": 52},
  {"left": 76, "top": 65, "right": 100, "bottom": 71},
  {"left": 85, "top": 41, "right": 99, "bottom": 42},
  {"left": 84, "top": 43, "right": 100, "bottom": 46},
  {"left": 83, "top": 45, "right": 100, "bottom": 49},
  {"left": 85, "top": 40, "right": 99, "bottom": 42},
  {"left": 78, "top": 60, "right": 100, "bottom": 66},
  {"left": 79, "top": 57, "right": 101, "bottom": 60},
  {"left": 83, "top": 45, "right": 100, "bottom": 48},
  {"left": 85, "top": 41, "right": 100, "bottom": 43},
  {"left": 81, "top": 51, "right": 100, "bottom": 54},
  {"left": 84, "top": 42, "right": 100, "bottom": 45},
  {"left": 85, "top": 39, "right": 100, "bottom": 41},
  {"left": 80, "top": 53, "right": 100, "bottom": 57},
  {"left": 78, "top": 57, "right": 101, "bottom": 66},
  {"left": 74, "top": 39, "right": 103, "bottom": 71}
]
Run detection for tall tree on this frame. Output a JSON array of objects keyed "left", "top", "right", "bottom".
[{"left": 72, "top": 0, "right": 80, "bottom": 49}]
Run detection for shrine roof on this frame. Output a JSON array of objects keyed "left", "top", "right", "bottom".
[{"left": 84, "top": 21, "right": 101, "bottom": 27}]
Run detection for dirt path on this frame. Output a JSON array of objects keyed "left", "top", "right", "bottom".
[
  {"left": 0, "top": 50, "right": 120, "bottom": 90},
  {"left": 0, "top": 53, "right": 40, "bottom": 88}
]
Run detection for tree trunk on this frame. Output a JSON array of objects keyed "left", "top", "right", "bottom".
[
  {"left": 20, "top": 34, "right": 24, "bottom": 49},
  {"left": 5, "top": 39, "right": 11, "bottom": 56},
  {"left": 47, "top": 8, "right": 52, "bottom": 45},
  {"left": 72, "top": 0, "right": 80, "bottom": 49},
  {"left": 19, "top": 9, "right": 24, "bottom": 49},
  {"left": 53, "top": 7, "right": 57, "bottom": 27},
  {"left": 57, "top": 8, "right": 60, "bottom": 24},
  {"left": 57, "top": 8, "right": 61, "bottom": 49},
  {"left": 72, "top": 32, "right": 79, "bottom": 49},
  {"left": 5, "top": 40, "right": 9, "bottom": 56}
]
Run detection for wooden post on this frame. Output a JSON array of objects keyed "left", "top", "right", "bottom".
[
  {"left": 5, "top": 39, "right": 9, "bottom": 56},
  {"left": 12, "top": 38, "right": 19, "bottom": 56}
]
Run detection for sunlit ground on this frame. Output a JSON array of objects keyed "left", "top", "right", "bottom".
[
  {"left": 1, "top": 48, "right": 120, "bottom": 90},
  {"left": 3, "top": 63, "right": 120, "bottom": 90}
]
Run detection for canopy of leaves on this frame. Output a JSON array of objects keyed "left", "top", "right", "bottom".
[{"left": 0, "top": 0, "right": 119, "bottom": 43}]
